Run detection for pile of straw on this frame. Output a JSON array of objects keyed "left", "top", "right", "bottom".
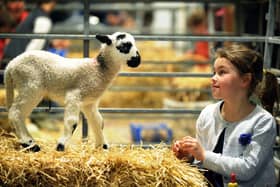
[{"left": 0, "top": 130, "right": 207, "bottom": 187}]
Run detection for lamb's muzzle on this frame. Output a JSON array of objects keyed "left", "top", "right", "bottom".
[{"left": 127, "top": 51, "right": 141, "bottom": 68}]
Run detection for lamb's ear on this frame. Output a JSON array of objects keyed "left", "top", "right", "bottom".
[{"left": 96, "top": 34, "right": 112, "bottom": 45}]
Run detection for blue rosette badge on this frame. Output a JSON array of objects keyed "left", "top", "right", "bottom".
[{"left": 239, "top": 133, "right": 252, "bottom": 146}]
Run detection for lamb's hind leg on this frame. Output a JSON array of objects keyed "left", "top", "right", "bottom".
[
  {"left": 8, "top": 90, "right": 43, "bottom": 152},
  {"left": 81, "top": 103, "right": 107, "bottom": 149},
  {"left": 56, "top": 90, "right": 81, "bottom": 151}
]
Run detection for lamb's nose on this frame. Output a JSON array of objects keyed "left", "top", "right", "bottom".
[{"left": 127, "top": 51, "right": 141, "bottom": 68}]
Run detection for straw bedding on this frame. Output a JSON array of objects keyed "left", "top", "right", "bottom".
[{"left": 0, "top": 130, "right": 207, "bottom": 187}]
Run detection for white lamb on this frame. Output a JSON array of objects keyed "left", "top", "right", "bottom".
[{"left": 4, "top": 32, "right": 141, "bottom": 152}]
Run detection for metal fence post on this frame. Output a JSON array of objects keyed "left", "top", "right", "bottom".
[{"left": 82, "top": 0, "right": 90, "bottom": 140}]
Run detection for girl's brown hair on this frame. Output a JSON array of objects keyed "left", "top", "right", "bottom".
[{"left": 215, "top": 44, "right": 279, "bottom": 115}]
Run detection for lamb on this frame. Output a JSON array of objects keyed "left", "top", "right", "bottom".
[{"left": 4, "top": 32, "right": 141, "bottom": 152}]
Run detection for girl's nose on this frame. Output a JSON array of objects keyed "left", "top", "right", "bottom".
[{"left": 211, "top": 73, "right": 217, "bottom": 82}]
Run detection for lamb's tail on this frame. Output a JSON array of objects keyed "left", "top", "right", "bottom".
[{"left": 4, "top": 67, "right": 14, "bottom": 110}]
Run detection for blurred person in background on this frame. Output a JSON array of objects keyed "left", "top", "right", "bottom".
[
  {"left": 4, "top": 0, "right": 28, "bottom": 28},
  {"left": 185, "top": 8, "right": 210, "bottom": 69},
  {"left": 2, "top": 0, "right": 57, "bottom": 67},
  {"left": 96, "top": 11, "right": 135, "bottom": 29},
  {"left": 48, "top": 39, "right": 71, "bottom": 57},
  {"left": 109, "top": 11, "right": 135, "bottom": 29},
  {"left": 1, "top": 0, "right": 26, "bottom": 61}
]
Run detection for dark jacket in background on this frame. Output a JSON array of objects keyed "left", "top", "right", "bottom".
[{"left": 3, "top": 8, "right": 49, "bottom": 61}]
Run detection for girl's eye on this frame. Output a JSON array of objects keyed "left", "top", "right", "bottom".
[{"left": 218, "top": 70, "right": 226, "bottom": 75}]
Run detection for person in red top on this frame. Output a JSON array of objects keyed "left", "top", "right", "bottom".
[
  {"left": 185, "top": 9, "right": 209, "bottom": 69},
  {"left": 0, "top": 0, "right": 28, "bottom": 61},
  {"left": 5, "top": 0, "right": 28, "bottom": 27}
]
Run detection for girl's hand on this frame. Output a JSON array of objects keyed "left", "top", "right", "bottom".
[
  {"left": 172, "top": 140, "right": 193, "bottom": 161},
  {"left": 172, "top": 140, "right": 181, "bottom": 158},
  {"left": 180, "top": 136, "right": 205, "bottom": 161}
]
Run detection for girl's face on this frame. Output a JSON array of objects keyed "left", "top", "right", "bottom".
[{"left": 211, "top": 57, "right": 247, "bottom": 100}]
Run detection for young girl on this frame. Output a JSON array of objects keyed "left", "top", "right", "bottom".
[{"left": 173, "top": 44, "right": 278, "bottom": 186}]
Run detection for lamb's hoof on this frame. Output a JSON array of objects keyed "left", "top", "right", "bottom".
[
  {"left": 103, "top": 144, "right": 108, "bottom": 149},
  {"left": 21, "top": 143, "right": 41, "bottom": 152},
  {"left": 56, "top": 143, "right": 65, "bottom": 151}
]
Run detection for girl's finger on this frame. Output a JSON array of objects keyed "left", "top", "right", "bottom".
[
  {"left": 172, "top": 141, "right": 180, "bottom": 152},
  {"left": 182, "top": 136, "right": 193, "bottom": 141}
]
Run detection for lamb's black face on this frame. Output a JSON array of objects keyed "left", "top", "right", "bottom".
[
  {"left": 96, "top": 32, "right": 141, "bottom": 68},
  {"left": 115, "top": 33, "right": 141, "bottom": 68}
]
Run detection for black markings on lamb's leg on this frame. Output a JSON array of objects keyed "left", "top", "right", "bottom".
[
  {"left": 103, "top": 144, "right": 108, "bottom": 149},
  {"left": 72, "top": 123, "right": 77, "bottom": 134},
  {"left": 56, "top": 143, "right": 65, "bottom": 151},
  {"left": 21, "top": 143, "right": 30, "bottom": 148},
  {"left": 31, "top": 144, "right": 41, "bottom": 152},
  {"left": 21, "top": 143, "right": 41, "bottom": 152}
]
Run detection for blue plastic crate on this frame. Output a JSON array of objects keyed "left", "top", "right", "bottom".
[{"left": 130, "top": 123, "right": 173, "bottom": 144}]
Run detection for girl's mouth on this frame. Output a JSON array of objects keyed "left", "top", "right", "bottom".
[{"left": 212, "top": 85, "right": 219, "bottom": 88}]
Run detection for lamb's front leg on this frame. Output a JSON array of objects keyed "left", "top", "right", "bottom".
[
  {"left": 81, "top": 103, "right": 107, "bottom": 149},
  {"left": 56, "top": 91, "right": 81, "bottom": 151}
]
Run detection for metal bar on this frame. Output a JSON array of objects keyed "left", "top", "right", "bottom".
[
  {"left": 25, "top": 1, "right": 268, "bottom": 11},
  {"left": 90, "top": 4, "right": 183, "bottom": 11},
  {"left": 101, "top": 108, "right": 201, "bottom": 114},
  {"left": 141, "top": 60, "right": 210, "bottom": 65},
  {"left": 26, "top": 3, "right": 190, "bottom": 12},
  {"left": 134, "top": 35, "right": 266, "bottom": 42},
  {"left": 0, "top": 33, "right": 268, "bottom": 42},
  {"left": 89, "top": 0, "right": 260, "bottom": 3},
  {"left": 102, "top": 114, "right": 199, "bottom": 119},
  {"left": 0, "top": 33, "right": 88, "bottom": 39},
  {"left": 0, "top": 84, "right": 211, "bottom": 93},
  {"left": 25, "top": 0, "right": 234, "bottom": 8},
  {"left": 0, "top": 59, "right": 210, "bottom": 65},
  {"left": 0, "top": 113, "right": 198, "bottom": 120},
  {"left": 109, "top": 86, "right": 211, "bottom": 93},
  {"left": 82, "top": 0, "right": 90, "bottom": 140},
  {"left": 268, "top": 37, "right": 280, "bottom": 45},
  {"left": 0, "top": 70, "right": 212, "bottom": 77},
  {"left": 0, "top": 107, "right": 201, "bottom": 114},
  {"left": 83, "top": 2, "right": 90, "bottom": 57},
  {"left": 264, "top": 0, "right": 276, "bottom": 68},
  {"left": 118, "top": 72, "right": 212, "bottom": 77},
  {"left": 0, "top": 112, "right": 199, "bottom": 119}
]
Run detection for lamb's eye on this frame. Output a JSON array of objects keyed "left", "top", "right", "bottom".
[
  {"left": 117, "top": 34, "right": 126, "bottom": 40},
  {"left": 116, "top": 42, "right": 132, "bottom": 54}
]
